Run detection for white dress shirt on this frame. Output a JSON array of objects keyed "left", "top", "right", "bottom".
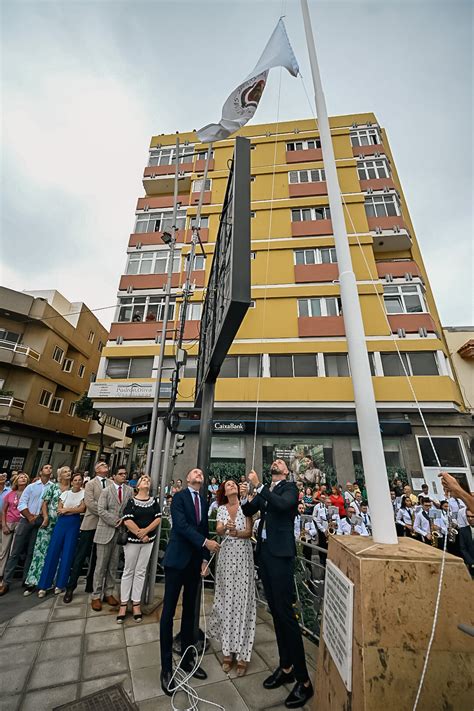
[{"left": 414, "top": 510, "right": 431, "bottom": 538}]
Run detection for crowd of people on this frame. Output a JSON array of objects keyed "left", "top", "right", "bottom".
[{"left": 0, "top": 461, "right": 472, "bottom": 709}]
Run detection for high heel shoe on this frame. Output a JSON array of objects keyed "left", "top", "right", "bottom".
[
  {"left": 132, "top": 603, "right": 142, "bottom": 623},
  {"left": 116, "top": 603, "right": 127, "bottom": 624}
]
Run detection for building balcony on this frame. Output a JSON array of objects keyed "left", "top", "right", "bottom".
[
  {"left": 136, "top": 194, "right": 189, "bottom": 211},
  {"left": 143, "top": 158, "right": 214, "bottom": 177},
  {"left": 142, "top": 170, "right": 192, "bottom": 197},
  {"left": 289, "top": 182, "right": 328, "bottom": 198},
  {"left": 286, "top": 148, "right": 323, "bottom": 163},
  {"left": 190, "top": 191, "right": 211, "bottom": 206},
  {"left": 360, "top": 177, "right": 396, "bottom": 191},
  {"left": 371, "top": 228, "right": 412, "bottom": 253},
  {"left": 185, "top": 228, "right": 209, "bottom": 244},
  {"left": 298, "top": 315, "right": 345, "bottom": 337},
  {"left": 352, "top": 143, "right": 384, "bottom": 157},
  {"left": 376, "top": 260, "right": 422, "bottom": 279},
  {"left": 183, "top": 320, "right": 200, "bottom": 340},
  {"left": 0, "top": 396, "right": 26, "bottom": 418},
  {"left": 109, "top": 320, "right": 177, "bottom": 341},
  {"left": 294, "top": 263, "right": 339, "bottom": 283},
  {"left": 128, "top": 230, "right": 186, "bottom": 247},
  {"left": 118, "top": 270, "right": 205, "bottom": 292},
  {"left": 0, "top": 339, "right": 41, "bottom": 366},
  {"left": 387, "top": 313, "right": 438, "bottom": 334},
  {"left": 291, "top": 219, "right": 333, "bottom": 237}
]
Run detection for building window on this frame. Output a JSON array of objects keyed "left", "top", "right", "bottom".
[
  {"left": 294, "top": 247, "right": 337, "bottom": 265},
  {"left": 270, "top": 354, "right": 318, "bottom": 377},
  {"left": 117, "top": 296, "right": 176, "bottom": 323},
  {"left": 62, "top": 358, "right": 74, "bottom": 373},
  {"left": 324, "top": 354, "right": 350, "bottom": 376},
  {"left": 365, "top": 194, "right": 400, "bottom": 218},
  {"left": 105, "top": 357, "right": 154, "bottom": 379},
  {"left": 78, "top": 364, "right": 85, "bottom": 378},
  {"left": 50, "top": 397, "right": 64, "bottom": 414},
  {"left": 380, "top": 351, "right": 439, "bottom": 376},
  {"left": 286, "top": 139, "right": 321, "bottom": 151},
  {"left": 134, "top": 209, "right": 187, "bottom": 234},
  {"left": 192, "top": 178, "right": 211, "bottom": 193},
  {"left": 383, "top": 284, "right": 427, "bottom": 314},
  {"left": 189, "top": 215, "right": 209, "bottom": 229},
  {"left": 357, "top": 159, "right": 390, "bottom": 180},
  {"left": 126, "top": 250, "right": 181, "bottom": 276},
  {"left": 88, "top": 330, "right": 95, "bottom": 343},
  {"left": 195, "top": 148, "right": 214, "bottom": 161},
  {"left": 219, "top": 355, "right": 262, "bottom": 378},
  {"left": 52, "top": 346, "right": 65, "bottom": 364},
  {"left": 148, "top": 145, "right": 194, "bottom": 166},
  {"left": 289, "top": 169, "right": 326, "bottom": 184},
  {"left": 184, "top": 253, "right": 205, "bottom": 271},
  {"left": 0, "top": 329, "right": 21, "bottom": 344},
  {"left": 68, "top": 402, "right": 77, "bottom": 417},
  {"left": 418, "top": 436, "right": 467, "bottom": 468},
  {"left": 185, "top": 303, "right": 203, "bottom": 320},
  {"left": 350, "top": 128, "right": 381, "bottom": 147},
  {"left": 98, "top": 340, "right": 104, "bottom": 351},
  {"left": 39, "top": 389, "right": 53, "bottom": 408},
  {"left": 352, "top": 437, "right": 402, "bottom": 470},
  {"left": 298, "top": 297, "right": 341, "bottom": 317},
  {"left": 291, "top": 206, "right": 331, "bottom": 222}
]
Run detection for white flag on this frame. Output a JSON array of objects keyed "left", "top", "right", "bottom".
[{"left": 197, "top": 19, "right": 299, "bottom": 144}]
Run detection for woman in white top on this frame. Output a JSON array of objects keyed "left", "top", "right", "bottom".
[
  {"left": 208, "top": 480, "right": 256, "bottom": 677},
  {"left": 37, "top": 473, "right": 86, "bottom": 596},
  {"left": 396, "top": 496, "right": 416, "bottom": 537}
]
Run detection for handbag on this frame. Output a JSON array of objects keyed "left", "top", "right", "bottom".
[{"left": 117, "top": 524, "right": 129, "bottom": 546}]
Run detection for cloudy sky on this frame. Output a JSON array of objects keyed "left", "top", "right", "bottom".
[{"left": 1, "top": 0, "right": 472, "bottom": 329}]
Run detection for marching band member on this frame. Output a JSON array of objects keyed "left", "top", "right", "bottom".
[
  {"left": 336, "top": 506, "right": 369, "bottom": 536},
  {"left": 448, "top": 494, "right": 468, "bottom": 528},
  {"left": 359, "top": 502, "right": 372, "bottom": 535},
  {"left": 413, "top": 497, "right": 433, "bottom": 544},
  {"left": 396, "top": 496, "right": 415, "bottom": 537},
  {"left": 352, "top": 491, "right": 363, "bottom": 516}
]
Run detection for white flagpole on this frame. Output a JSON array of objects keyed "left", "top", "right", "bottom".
[{"left": 300, "top": 0, "right": 397, "bottom": 544}]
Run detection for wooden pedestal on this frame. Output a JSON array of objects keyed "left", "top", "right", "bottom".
[{"left": 314, "top": 536, "right": 473, "bottom": 710}]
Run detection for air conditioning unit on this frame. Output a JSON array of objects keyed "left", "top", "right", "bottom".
[
  {"left": 367, "top": 188, "right": 373, "bottom": 195},
  {"left": 374, "top": 152, "right": 381, "bottom": 158},
  {"left": 375, "top": 227, "right": 383, "bottom": 235},
  {"left": 418, "top": 328, "right": 428, "bottom": 338},
  {"left": 393, "top": 225, "right": 400, "bottom": 233},
  {"left": 383, "top": 186, "right": 390, "bottom": 193},
  {"left": 178, "top": 171, "right": 185, "bottom": 178},
  {"left": 385, "top": 274, "right": 393, "bottom": 282},
  {"left": 116, "top": 336, "right": 124, "bottom": 345},
  {"left": 352, "top": 122, "right": 358, "bottom": 128},
  {"left": 359, "top": 154, "right": 364, "bottom": 160},
  {"left": 126, "top": 286, "right": 133, "bottom": 294},
  {"left": 404, "top": 273, "right": 413, "bottom": 281},
  {"left": 397, "top": 328, "right": 406, "bottom": 338},
  {"left": 367, "top": 121, "right": 372, "bottom": 127},
  {"left": 143, "top": 205, "right": 149, "bottom": 212}
]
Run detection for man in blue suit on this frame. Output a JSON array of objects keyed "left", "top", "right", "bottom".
[{"left": 160, "top": 467, "right": 220, "bottom": 696}]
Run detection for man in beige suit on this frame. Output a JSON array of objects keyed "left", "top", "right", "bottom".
[
  {"left": 91, "top": 468, "right": 132, "bottom": 612},
  {"left": 63, "top": 461, "right": 111, "bottom": 604}
]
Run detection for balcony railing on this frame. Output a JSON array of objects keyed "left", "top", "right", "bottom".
[
  {"left": 0, "top": 339, "right": 41, "bottom": 361},
  {"left": 0, "top": 396, "right": 26, "bottom": 411}
]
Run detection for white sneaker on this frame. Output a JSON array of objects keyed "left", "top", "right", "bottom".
[
  {"left": 23, "top": 588, "right": 35, "bottom": 597},
  {"left": 37, "top": 590, "right": 46, "bottom": 598},
  {"left": 54, "top": 587, "right": 63, "bottom": 595}
]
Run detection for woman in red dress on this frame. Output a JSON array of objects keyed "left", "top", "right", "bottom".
[{"left": 329, "top": 484, "right": 346, "bottom": 518}]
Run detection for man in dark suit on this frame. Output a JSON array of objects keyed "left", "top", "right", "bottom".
[
  {"left": 459, "top": 510, "right": 474, "bottom": 578},
  {"left": 159, "top": 467, "right": 220, "bottom": 696},
  {"left": 241, "top": 459, "right": 313, "bottom": 709}
]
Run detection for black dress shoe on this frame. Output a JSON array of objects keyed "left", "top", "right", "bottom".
[
  {"left": 63, "top": 589, "right": 74, "bottom": 604},
  {"left": 182, "top": 664, "right": 208, "bottom": 680},
  {"left": 285, "top": 680, "right": 314, "bottom": 709},
  {"left": 263, "top": 667, "right": 295, "bottom": 689},
  {"left": 160, "top": 670, "right": 175, "bottom": 696}
]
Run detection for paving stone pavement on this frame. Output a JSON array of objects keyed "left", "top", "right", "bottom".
[{"left": 0, "top": 583, "right": 318, "bottom": 711}]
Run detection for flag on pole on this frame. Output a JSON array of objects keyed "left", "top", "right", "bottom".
[{"left": 197, "top": 19, "right": 299, "bottom": 144}]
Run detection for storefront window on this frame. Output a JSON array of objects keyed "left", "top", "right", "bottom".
[
  {"left": 418, "top": 436, "right": 467, "bottom": 468},
  {"left": 129, "top": 436, "right": 149, "bottom": 477},
  {"left": 262, "top": 437, "right": 334, "bottom": 484},
  {"left": 351, "top": 438, "right": 404, "bottom": 480},
  {"left": 209, "top": 437, "right": 246, "bottom": 480}
]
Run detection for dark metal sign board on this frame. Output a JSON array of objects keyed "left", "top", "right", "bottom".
[{"left": 195, "top": 136, "right": 251, "bottom": 405}]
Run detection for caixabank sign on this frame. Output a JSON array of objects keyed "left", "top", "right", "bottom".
[{"left": 212, "top": 421, "right": 246, "bottom": 433}]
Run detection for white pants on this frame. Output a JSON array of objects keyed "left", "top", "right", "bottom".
[{"left": 120, "top": 542, "right": 153, "bottom": 603}]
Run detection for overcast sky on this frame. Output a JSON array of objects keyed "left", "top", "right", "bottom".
[{"left": 1, "top": 0, "right": 472, "bottom": 329}]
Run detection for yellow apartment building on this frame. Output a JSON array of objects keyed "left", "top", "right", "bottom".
[
  {"left": 0, "top": 287, "right": 128, "bottom": 475},
  {"left": 90, "top": 114, "right": 473, "bottom": 492}
]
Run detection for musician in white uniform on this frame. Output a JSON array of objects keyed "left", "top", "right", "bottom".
[
  {"left": 414, "top": 497, "right": 433, "bottom": 544},
  {"left": 336, "top": 506, "right": 369, "bottom": 536},
  {"left": 396, "top": 496, "right": 416, "bottom": 536}
]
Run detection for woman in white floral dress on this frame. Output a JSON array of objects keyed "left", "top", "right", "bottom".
[{"left": 209, "top": 480, "right": 256, "bottom": 676}]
